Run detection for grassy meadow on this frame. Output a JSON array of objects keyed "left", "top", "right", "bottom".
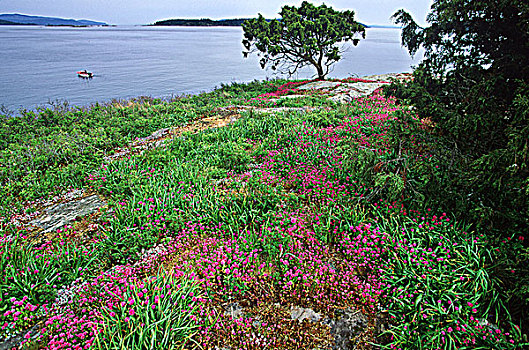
[{"left": 0, "top": 79, "right": 525, "bottom": 349}]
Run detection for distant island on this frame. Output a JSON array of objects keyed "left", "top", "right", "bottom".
[
  {"left": 0, "top": 14, "right": 397, "bottom": 28},
  {"left": 153, "top": 18, "right": 255, "bottom": 27},
  {"left": 151, "top": 18, "right": 398, "bottom": 29},
  {"left": 0, "top": 13, "right": 107, "bottom": 26},
  {"left": 0, "top": 19, "right": 23, "bottom": 25}
]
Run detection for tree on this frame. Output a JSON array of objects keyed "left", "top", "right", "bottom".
[
  {"left": 388, "top": 0, "right": 529, "bottom": 228},
  {"left": 242, "top": 1, "right": 365, "bottom": 80},
  {"left": 387, "top": 0, "right": 529, "bottom": 330},
  {"left": 392, "top": 0, "right": 529, "bottom": 140},
  {"left": 394, "top": 1, "right": 529, "bottom": 83}
]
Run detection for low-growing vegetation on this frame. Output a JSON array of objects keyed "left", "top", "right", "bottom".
[{"left": 1, "top": 77, "right": 526, "bottom": 349}]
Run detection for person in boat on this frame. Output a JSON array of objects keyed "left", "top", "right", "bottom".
[{"left": 78, "top": 70, "right": 93, "bottom": 78}]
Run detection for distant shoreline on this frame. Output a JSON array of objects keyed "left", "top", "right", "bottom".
[
  {"left": 44, "top": 24, "right": 110, "bottom": 28},
  {"left": 151, "top": 18, "right": 398, "bottom": 29},
  {"left": 0, "top": 13, "right": 107, "bottom": 26},
  {"left": 152, "top": 18, "right": 257, "bottom": 27},
  {"left": 0, "top": 24, "right": 113, "bottom": 28},
  {"left": 0, "top": 24, "right": 399, "bottom": 29}
]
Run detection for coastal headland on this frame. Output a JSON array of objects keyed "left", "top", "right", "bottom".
[{"left": 1, "top": 73, "right": 521, "bottom": 349}]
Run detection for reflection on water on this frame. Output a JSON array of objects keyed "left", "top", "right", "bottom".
[{"left": 0, "top": 26, "right": 422, "bottom": 111}]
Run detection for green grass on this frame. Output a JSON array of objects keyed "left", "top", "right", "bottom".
[{"left": 0, "top": 79, "right": 526, "bottom": 349}]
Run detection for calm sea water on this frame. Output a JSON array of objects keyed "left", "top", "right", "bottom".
[{"left": 0, "top": 26, "right": 423, "bottom": 111}]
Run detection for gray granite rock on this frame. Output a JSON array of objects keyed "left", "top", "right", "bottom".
[
  {"left": 104, "top": 127, "right": 173, "bottom": 161},
  {"left": 144, "top": 128, "right": 170, "bottom": 141},
  {"left": 0, "top": 323, "right": 40, "bottom": 350},
  {"left": 215, "top": 105, "right": 322, "bottom": 115},
  {"left": 294, "top": 80, "right": 389, "bottom": 104},
  {"left": 29, "top": 194, "right": 105, "bottom": 234},
  {"left": 324, "top": 307, "right": 368, "bottom": 350},
  {"left": 325, "top": 82, "right": 389, "bottom": 104},
  {"left": 224, "top": 302, "right": 244, "bottom": 320},
  {"left": 328, "top": 94, "right": 354, "bottom": 104},
  {"left": 297, "top": 81, "right": 342, "bottom": 90},
  {"left": 361, "top": 72, "right": 411, "bottom": 82},
  {"left": 291, "top": 306, "right": 322, "bottom": 322}
]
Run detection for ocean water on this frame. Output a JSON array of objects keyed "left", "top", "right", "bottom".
[{"left": 0, "top": 25, "right": 423, "bottom": 111}]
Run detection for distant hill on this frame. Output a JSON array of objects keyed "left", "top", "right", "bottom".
[
  {"left": 0, "top": 19, "right": 21, "bottom": 25},
  {"left": 0, "top": 13, "right": 107, "bottom": 26},
  {"left": 153, "top": 18, "right": 252, "bottom": 27}
]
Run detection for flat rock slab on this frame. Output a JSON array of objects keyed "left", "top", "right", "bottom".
[
  {"left": 337, "top": 82, "right": 388, "bottom": 94},
  {"left": 324, "top": 307, "right": 368, "bottom": 350},
  {"left": 295, "top": 80, "right": 390, "bottom": 104},
  {"left": 290, "top": 306, "right": 321, "bottom": 322},
  {"left": 329, "top": 82, "right": 389, "bottom": 103},
  {"left": 0, "top": 324, "right": 40, "bottom": 350},
  {"left": 223, "top": 302, "right": 244, "bottom": 320},
  {"left": 29, "top": 195, "right": 106, "bottom": 234},
  {"left": 252, "top": 107, "right": 312, "bottom": 113},
  {"left": 362, "top": 72, "right": 412, "bottom": 82},
  {"left": 297, "top": 81, "right": 343, "bottom": 90},
  {"left": 217, "top": 106, "right": 321, "bottom": 115},
  {"left": 104, "top": 127, "right": 174, "bottom": 161}
]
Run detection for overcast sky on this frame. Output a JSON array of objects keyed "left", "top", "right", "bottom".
[{"left": 0, "top": 0, "right": 432, "bottom": 26}]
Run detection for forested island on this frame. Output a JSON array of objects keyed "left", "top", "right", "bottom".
[
  {"left": 152, "top": 17, "right": 376, "bottom": 28},
  {"left": 0, "top": 19, "right": 21, "bottom": 25},
  {"left": 153, "top": 18, "right": 258, "bottom": 26}
]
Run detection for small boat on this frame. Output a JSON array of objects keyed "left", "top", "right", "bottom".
[{"left": 77, "top": 70, "right": 93, "bottom": 78}]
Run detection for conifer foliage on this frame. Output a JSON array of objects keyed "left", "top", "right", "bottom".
[
  {"left": 242, "top": 1, "right": 365, "bottom": 79},
  {"left": 388, "top": 0, "right": 529, "bottom": 331}
]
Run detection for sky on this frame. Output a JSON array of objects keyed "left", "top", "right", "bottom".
[{"left": 0, "top": 0, "right": 433, "bottom": 26}]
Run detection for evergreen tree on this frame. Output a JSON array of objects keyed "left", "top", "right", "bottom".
[{"left": 242, "top": 1, "right": 365, "bottom": 79}]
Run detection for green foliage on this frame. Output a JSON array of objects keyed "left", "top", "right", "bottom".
[
  {"left": 93, "top": 275, "right": 204, "bottom": 350},
  {"left": 0, "top": 80, "right": 302, "bottom": 221},
  {"left": 89, "top": 104, "right": 364, "bottom": 265},
  {"left": 242, "top": 1, "right": 365, "bottom": 79},
  {"left": 0, "top": 231, "right": 99, "bottom": 340},
  {"left": 373, "top": 208, "right": 522, "bottom": 349},
  {"left": 2, "top": 77, "right": 526, "bottom": 347},
  {"left": 388, "top": 0, "right": 529, "bottom": 335},
  {"left": 0, "top": 233, "right": 98, "bottom": 307},
  {"left": 0, "top": 99, "right": 190, "bottom": 214},
  {"left": 394, "top": 1, "right": 529, "bottom": 81}
]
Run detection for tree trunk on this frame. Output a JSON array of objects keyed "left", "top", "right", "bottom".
[{"left": 316, "top": 64, "right": 325, "bottom": 80}]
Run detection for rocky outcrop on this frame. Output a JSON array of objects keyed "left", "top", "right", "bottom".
[
  {"left": 296, "top": 78, "right": 392, "bottom": 104},
  {"left": 325, "top": 308, "right": 369, "bottom": 350},
  {"left": 28, "top": 194, "right": 105, "bottom": 235},
  {"left": 290, "top": 306, "right": 322, "bottom": 323}
]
